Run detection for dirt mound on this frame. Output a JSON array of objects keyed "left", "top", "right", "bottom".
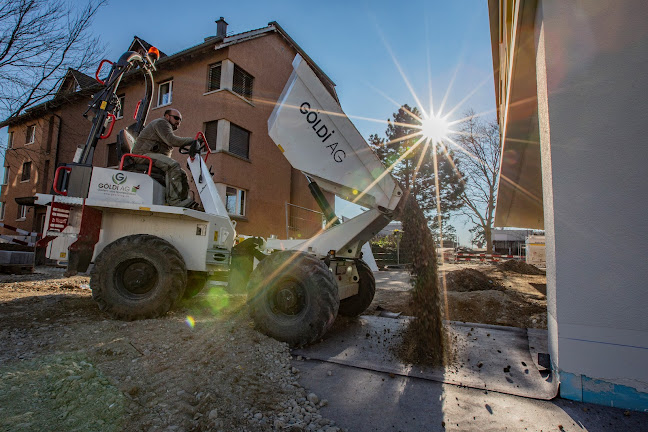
[
  {"left": 497, "top": 260, "right": 545, "bottom": 275},
  {"left": 443, "top": 269, "right": 502, "bottom": 292},
  {"left": 445, "top": 290, "right": 547, "bottom": 328}
]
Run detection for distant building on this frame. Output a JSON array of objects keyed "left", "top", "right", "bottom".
[
  {"left": 0, "top": 19, "right": 336, "bottom": 240},
  {"left": 491, "top": 228, "right": 539, "bottom": 256}
]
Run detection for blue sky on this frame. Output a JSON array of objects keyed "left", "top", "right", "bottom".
[
  {"left": 6, "top": 0, "right": 496, "bottom": 245},
  {"left": 92, "top": 0, "right": 495, "bottom": 142}
]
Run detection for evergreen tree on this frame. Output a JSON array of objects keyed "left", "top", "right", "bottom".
[{"left": 369, "top": 104, "right": 464, "bottom": 231}]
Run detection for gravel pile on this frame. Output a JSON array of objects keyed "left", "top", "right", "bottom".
[{"left": 0, "top": 268, "right": 342, "bottom": 432}]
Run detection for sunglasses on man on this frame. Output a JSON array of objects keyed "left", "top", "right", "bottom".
[{"left": 169, "top": 114, "right": 182, "bottom": 121}]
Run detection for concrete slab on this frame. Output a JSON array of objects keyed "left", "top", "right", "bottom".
[
  {"left": 372, "top": 271, "right": 412, "bottom": 290},
  {"left": 294, "top": 358, "right": 648, "bottom": 432},
  {"left": 294, "top": 316, "right": 558, "bottom": 399},
  {"left": 293, "top": 270, "right": 648, "bottom": 430}
]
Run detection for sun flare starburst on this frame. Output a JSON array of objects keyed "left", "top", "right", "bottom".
[{"left": 419, "top": 113, "right": 451, "bottom": 142}]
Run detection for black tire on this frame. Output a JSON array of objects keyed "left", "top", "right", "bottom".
[
  {"left": 184, "top": 271, "right": 208, "bottom": 298},
  {"left": 90, "top": 234, "right": 187, "bottom": 320},
  {"left": 247, "top": 251, "right": 339, "bottom": 347},
  {"left": 338, "top": 259, "right": 376, "bottom": 317}
]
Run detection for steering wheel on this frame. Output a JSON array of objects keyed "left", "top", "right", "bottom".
[
  {"left": 179, "top": 139, "right": 203, "bottom": 157},
  {"left": 179, "top": 133, "right": 211, "bottom": 161}
]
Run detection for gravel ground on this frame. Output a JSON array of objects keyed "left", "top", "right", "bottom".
[{"left": 0, "top": 267, "right": 342, "bottom": 432}]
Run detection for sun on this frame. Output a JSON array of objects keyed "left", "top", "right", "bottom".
[{"left": 419, "top": 113, "right": 451, "bottom": 142}]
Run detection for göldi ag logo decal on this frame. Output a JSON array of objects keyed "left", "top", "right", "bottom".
[{"left": 112, "top": 172, "right": 127, "bottom": 185}]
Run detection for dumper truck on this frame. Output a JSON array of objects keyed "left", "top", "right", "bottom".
[{"left": 35, "top": 47, "right": 403, "bottom": 346}]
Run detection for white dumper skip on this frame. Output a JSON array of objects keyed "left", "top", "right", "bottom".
[{"left": 35, "top": 51, "right": 402, "bottom": 346}]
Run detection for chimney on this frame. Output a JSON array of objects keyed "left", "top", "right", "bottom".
[{"left": 216, "top": 17, "right": 228, "bottom": 39}]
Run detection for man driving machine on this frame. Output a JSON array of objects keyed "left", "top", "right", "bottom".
[{"left": 131, "top": 108, "right": 202, "bottom": 208}]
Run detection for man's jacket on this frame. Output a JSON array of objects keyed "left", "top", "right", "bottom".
[{"left": 132, "top": 118, "right": 194, "bottom": 158}]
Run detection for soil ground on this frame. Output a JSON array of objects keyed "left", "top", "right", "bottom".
[
  {"left": 0, "top": 261, "right": 546, "bottom": 431},
  {"left": 368, "top": 262, "right": 548, "bottom": 329},
  {"left": 0, "top": 267, "right": 339, "bottom": 432}
]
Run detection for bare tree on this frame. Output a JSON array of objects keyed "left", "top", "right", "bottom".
[
  {"left": 455, "top": 110, "right": 501, "bottom": 252},
  {"left": 0, "top": 0, "right": 106, "bottom": 120}
]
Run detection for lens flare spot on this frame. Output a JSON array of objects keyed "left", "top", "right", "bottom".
[
  {"left": 205, "top": 286, "right": 231, "bottom": 313},
  {"left": 185, "top": 316, "right": 195, "bottom": 328}
]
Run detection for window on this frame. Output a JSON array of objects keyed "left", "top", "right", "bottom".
[
  {"left": 225, "top": 186, "right": 246, "bottom": 216},
  {"left": 17, "top": 204, "right": 27, "bottom": 220},
  {"left": 208, "top": 62, "right": 222, "bottom": 92},
  {"left": 21, "top": 161, "right": 31, "bottom": 182},
  {"left": 7, "top": 131, "right": 13, "bottom": 149},
  {"left": 25, "top": 125, "right": 35, "bottom": 144},
  {"left": 2, "top": 167, "right": 8, "bottom": 185},
  {"left": 204, "top": 120, "right": 218, "bottom": 151},
  {"left": 229, "top": 123, "right": 250, "bottom": 159},
  {"left": 0, "top": 202, "right": 4, "bottom": 221},
  {"left": 157, "top": 80, "right": 172, "bottom": 106},
  {"left": 116, "top": 95, "right": 125, "bottom": 119},
  {"left": 233, "top": 65, "right": 253, "bottom": 99}
]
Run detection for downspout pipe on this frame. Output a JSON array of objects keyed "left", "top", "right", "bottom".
[{"left": 51, "top": 113, "right": 63, "bottom": 192}]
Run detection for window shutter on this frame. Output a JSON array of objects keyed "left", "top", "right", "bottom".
[
  {"left": 233, "top": 65, "right": 253, "bottom": 99},
  {"left": 204, "top": 120, "right": 219, "bottom": 150},
  {"left": 208, "top": 63, "right": 222, "bottom": 92},
  {"left": 229, "top": 123, "right": 249, "bottom": 158}
]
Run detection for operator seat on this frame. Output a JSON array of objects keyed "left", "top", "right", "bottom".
[{"left": 117, "top": 126, "right": 166, "bottom": 186}]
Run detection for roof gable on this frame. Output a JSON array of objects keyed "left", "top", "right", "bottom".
[
  {"left": 55, "top": 68, "right": 96, "bottom": 97},
  {"left": 2, "top": 21, "right": 336, "bottom": 127},
  {"left": 129, "top": 36, "right": 167, "bottom": 58}
]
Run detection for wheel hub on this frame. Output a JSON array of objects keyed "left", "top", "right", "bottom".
[
  {"left": 116, "top": 259, "right": 158, "bottom": 295},
  {"left": 272, "top": 281, "right": 304, "bottom": 315}
]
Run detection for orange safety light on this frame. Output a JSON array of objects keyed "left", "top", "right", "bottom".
[{"left": 147, "top": 46, "right": 160, "bottom": 62}]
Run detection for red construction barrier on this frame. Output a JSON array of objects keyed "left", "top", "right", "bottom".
[
  {"left": 0, "top": 222, "right": 41, "bottom": 247},
  {"left": 447, "top": 252, "right": 525, "bottom": 263}
]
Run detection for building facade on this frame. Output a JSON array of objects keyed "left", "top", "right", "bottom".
[
  {"left": 488, "top": 0, "right": 648, "bottom": 410},
  {"left": 0, "top": 19, "right": 335, "bottom": 240},
  {"left": 491, "top": 228, "right": 537, "bottom": 256}
]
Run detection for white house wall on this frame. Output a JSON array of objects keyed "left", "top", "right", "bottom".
[{"left": 535, "top": 0, "right": 648, "bottom": 408}]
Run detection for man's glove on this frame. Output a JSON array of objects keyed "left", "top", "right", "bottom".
[{"left": 191, "top": 139, "right": 203, "bottom": 152}]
